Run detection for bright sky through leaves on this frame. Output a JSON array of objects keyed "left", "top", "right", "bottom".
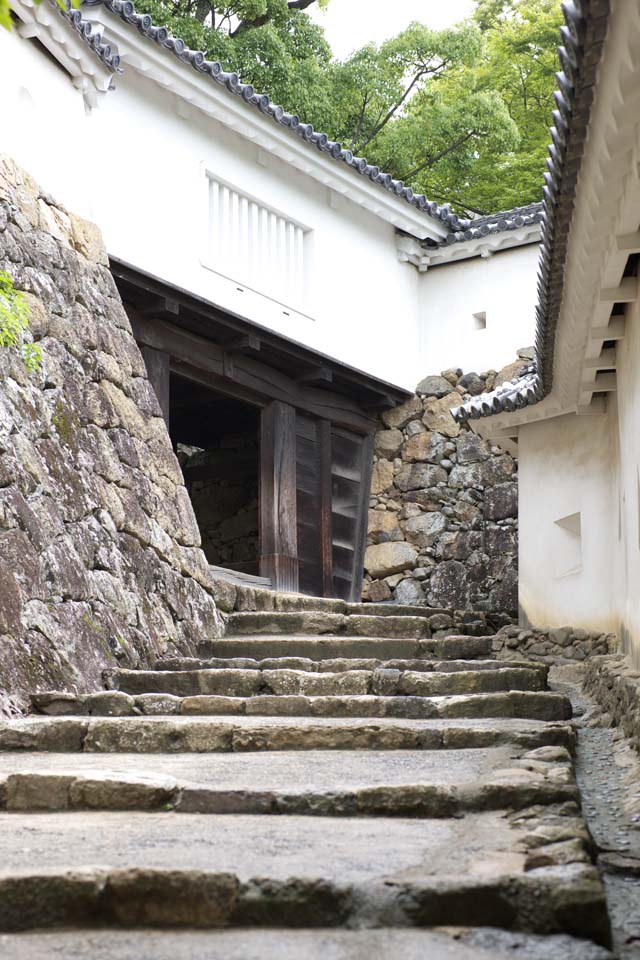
[{"left": 310, "top": 0, "right": 475, "bottom": 59}]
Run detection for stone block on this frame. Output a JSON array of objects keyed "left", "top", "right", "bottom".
[
  {"left": 370, "top": 459, "right": 394, "bottom": 495},
  {"left": 363, "top": 542, "right": 418, "bottom": 578},
  {"left": 374, "top": 429, "right": 403, "bottom": 459}
]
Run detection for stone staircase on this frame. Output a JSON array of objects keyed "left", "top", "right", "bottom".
[{"left": 0, "top": 599, "right": 613, "bottom": 958}]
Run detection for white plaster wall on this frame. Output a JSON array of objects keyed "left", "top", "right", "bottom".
[
  {"left": 78, "top": 69, "right": 422, "bottom": 389},
  {"left": 517, "top": 410, "right": 616, "bottom": 633},
  {"left": 0, "top": 27, "right": 92, "bottom": 217},
  {"left": 418, "top": 244, "right": 539, "bottom": 379},
  {"left": 611, "top": 294, "right": 640, "bottom": 663}
]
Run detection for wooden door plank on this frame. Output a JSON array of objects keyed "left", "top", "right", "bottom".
[{"left": 319, "top": 419, "right": 334, "bottom": 597}]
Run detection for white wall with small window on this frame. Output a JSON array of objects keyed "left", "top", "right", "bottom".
[
  {"left": 417, "top": 243, "right": 539, "bottom": 375},
  {"left": 517, "top": 411, "right": 616, "bottom": 631}
]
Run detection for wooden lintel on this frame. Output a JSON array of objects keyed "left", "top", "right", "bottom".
[
  {"left": 600, "top": 277, "right": 637, "bottom": 303},
  {"left": 296, "top": 366, "right": 333, "bottom": 386},
  {"left": 128, "top": 308, "right": 376, "bottom": 434}
]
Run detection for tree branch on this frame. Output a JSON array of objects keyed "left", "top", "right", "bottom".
[
  {"left": 353, "top": 58, "right": 451, "bottom": 155},
  {"left": 401, "top": 129, "right": 479, "bottom": 181}
]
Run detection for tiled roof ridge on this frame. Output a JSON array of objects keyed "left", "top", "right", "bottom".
[
  {"left": 56, "top": 0, "right": 123, "bottom": 71},
  {"left": 80, "top": 0, "right": 467, "bottom": 230},
  {"left": 453, "top": 0, "right": 610, "bottom": 423},
  {"left": 441, "top": 201, "right": 543, "bottom": 246}
]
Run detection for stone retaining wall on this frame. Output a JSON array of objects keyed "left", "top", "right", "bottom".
[
  {"left": 364, "top": 362, "right": 530, "bottom": 611},
  {"left": 584, "top": 654, "right": 640, "bottom": 751},
  {"left": 493, "top": 625, "right": 617, "bottom": 664},
  {"left": 0, "top": 157, "right": 221, "bottom": 715}
]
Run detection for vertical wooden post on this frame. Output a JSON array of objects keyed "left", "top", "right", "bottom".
[
  {"left": 349, "top": 432, "right": 375, "bottom": 602},
  {"left": 260, "top": 400, "right": 299, "bottom": 592},
  {"left": 318, "top": 419, "right": 334, "bottom": 597},
  {"left": 141, "top": 345, "right": 170, "bottom": 429}
]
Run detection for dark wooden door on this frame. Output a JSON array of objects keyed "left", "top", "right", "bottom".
[{"left": 294, "top": 416, "right": 373, "bottom": 600}]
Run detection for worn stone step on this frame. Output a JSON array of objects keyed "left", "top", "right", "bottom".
[
  {"left": 225, "top": 611, "right": 441, "bottom": 638},
  {"left": 199, "top": 635, "right": 493, "bottom": 661},
  {"left": 0, "top": 744, "right": 579, "bottom": 815},
  {"left": 30, "top": 690, "right": 569, "bottom": 722},
  {"left": 108, "top": 666, "right": 545, "bottom": 698},
  {"left": 0, "top": 928, "right": 613, "bottom": 960},
  {"left": 155, "top": 656, "right": 547, "bottom": 677},
  {"left": 0, "top": 814, "right": 610, "bottom": 943},
  {"left": 0, "top": 716, "right": 577, "bottom": 753}
]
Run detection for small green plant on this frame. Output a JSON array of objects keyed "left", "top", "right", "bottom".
[{"left": 0, "top": 271, "right": 43, "bottom": 372}]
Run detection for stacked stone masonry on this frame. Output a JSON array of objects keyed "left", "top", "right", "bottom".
[
  {"left": 364, "top": 360, "right": 531, "bottom": 611},
  {"left": 0, "top": 157, "right": 222, "bottom": 716}
]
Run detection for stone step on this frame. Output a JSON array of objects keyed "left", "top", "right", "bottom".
[
  {"left": 0, "top": 928, "right": 613, "bottom": 960},
  {"left": 0, "top": 813, "right": 610, "bottom": 943},
  {"left": 0, "top": 716, "right": 577, "bottom": 753},
  {"left": 199, "top": 635, "right": 493, "bottom": 661},
  {"left": 155, "top": 656, "right": 546, "bottom": 677},
  {"left": 224, "top": 611, "right": 441, "bottom": 638},
  {"left": 107, "top": 665, "right": 545, "bottom": 698},
  {"left": 0, "top": 744, "right": 579, "bottom": 815},
  {"left": 31, "top": 690, "right": 569, "bottom": 722}
]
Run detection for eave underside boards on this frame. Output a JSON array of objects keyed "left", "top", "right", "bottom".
[{"left": 111, "top": 259, "right": 409, "bottom": 434}]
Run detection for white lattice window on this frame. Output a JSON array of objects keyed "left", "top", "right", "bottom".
[{"left": 204, "top": 172, "right": 308, "bottom": 310}]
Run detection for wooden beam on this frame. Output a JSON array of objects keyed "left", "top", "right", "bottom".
[
  {"left": 600, "top": 277, "right": 637, "bottom": 302},
  {"left": 318, "top": 420, "right": 334, "bottom": 597},
  {"left": 141, "top": 345, "right": 170, "bottom": 428},
  {"left": 583, "top": 348, "right": 617, "bottom": 370},
  {"left": 296, "top": 366, "right": 333, "bottom": 386},
  {"left": 589, "top": 372, "right": 617, "bottom": 392},
  {"left": 128, "top": 309, "right": 376, "bottom": 433},
  {"left": 140, "top": 297, "right": 180, "bottom": 318},
  {"left": 260, "top": 401, "right": 299, "bottom": 592},
  {"left": 591, "top": 317, "right": 626, "bottom": 341},
  {"left": 225, "top": 334, "right": 261, "bottom": 355}
]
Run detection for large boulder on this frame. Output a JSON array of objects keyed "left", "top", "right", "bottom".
[
  {"left": 484, "top": 482, "right": 518, "bottom": 520},
  {"left": 364, "top": 541, "right": 418, "bottom": 578},
  {"left": 427, "top": 560, "right": 468, "bottom": 608},
  {"left": 403, "top": 512, "right": 447, "bottom": 549},
  {"left": 381, "top": 395, "right": 422, "bottom": 430},
  {"left": 374, "top": 429, "right": 403, "bottom": 459},
  {"left": 422, "top": 395, "right": 460, "bottom": 438},
  {"left": 401, "top": 431, "right": 449, "bottom": 464},
  {"left": 416, "top": 375, "right": 453, "bottom": 398},
  {"left": 395, "top": 463, "right": 448, "bottom": 492},
  {"left": 456, "top": 432, "right": 490, "bottom": 463},
  {"left": 367, "top": 510, "right": 402, "bottom": 544},
  {"left": 370, "top": 459, "right": 394, "bottom": 495}
]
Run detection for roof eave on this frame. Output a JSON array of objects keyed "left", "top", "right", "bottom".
[
  {"left": 11, "top": 0, "right": 115, "bottom": 99},
  {"left": 397, "top": 223, "right": 542, "bottom": 272},
  {"left": 85, "top": 3, "right": 450, "bottom": 241}
]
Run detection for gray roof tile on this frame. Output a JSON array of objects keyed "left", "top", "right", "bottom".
[{"left": 454, "top": 0, "right": 611, "bottom": 424}]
